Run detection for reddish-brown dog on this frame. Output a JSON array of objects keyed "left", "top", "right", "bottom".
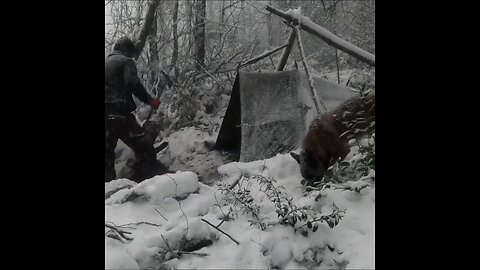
[
  {"left": 291, "top": 92, "right": 375, "bottom": 180},
  {"left": 291, "top": 113, "right": 350, "bottom": 180}
]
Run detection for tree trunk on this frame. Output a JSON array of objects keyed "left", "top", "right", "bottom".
[
  {"left": 171, "top": 0, "right": 179, "bottom": 83},
  {"left": 207, "top": 0, "right": 214, "bottom": 20},
  {"left": 220, "top": 0, "right": 225, "bottom": 25},
  {"left": 267, "top": 13, "right": 273, "bottom": 46},
  {"left": 266, "top": 5, "right": 375, "bottom": 67},
  {"left": 194, "top": 0, "right": 207, "bottom": 71},
  {"left": 148, "top": 15, "right": 159, "bottom": 96},
  {"left": 134, "top": 0, "right": 161, "bottom": 60},
  {"left": 335, "top": 49, "right": 340, "bottom": 83},
  {"left": 330, "top": 13, "right": 341, "bottom": 84},
  {"left": 185, "top": 0, "right": 194, "bottom": 56}
]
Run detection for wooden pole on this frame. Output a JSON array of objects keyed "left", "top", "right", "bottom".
[
  {"left": 295, "top": 24, "right": 327, "bottom": 114},
  {"left": 276, "top": 29, "right": 297, "bottom": 71}
]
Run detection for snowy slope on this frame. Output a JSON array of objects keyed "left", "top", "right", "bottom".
[{"left": 105, "top": 144, "right": 374, "bottom": 269}]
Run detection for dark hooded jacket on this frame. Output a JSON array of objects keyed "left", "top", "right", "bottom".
[{"left": 105, "top": 47, "right": 151, "bottom": 114}]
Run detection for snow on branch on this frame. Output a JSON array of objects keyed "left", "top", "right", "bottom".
[
  {"left": 266, "top": 5, "right": 375, "bottom": 67},
  {"left": 105, "top": 222, "right": 133, "bottom": 242}
]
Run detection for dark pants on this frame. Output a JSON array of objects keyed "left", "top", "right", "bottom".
[{"left": 105, "top": 113, "right": 160, "bottom": 182}]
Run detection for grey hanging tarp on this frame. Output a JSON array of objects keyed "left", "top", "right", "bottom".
[{"left": 215, "top": 70, "right": 357, "bottom": 162}]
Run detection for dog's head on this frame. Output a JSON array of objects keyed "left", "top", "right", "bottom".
[{"left": 290, "top": 150, "right": 330, "bottom": 181}]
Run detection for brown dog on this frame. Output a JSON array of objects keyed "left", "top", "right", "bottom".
[
  {"left": 291, "top": 91, "right": 375, "bottom": 180},
  {"left": 291, "top": 113, "right": 350, "bottom": 180}
]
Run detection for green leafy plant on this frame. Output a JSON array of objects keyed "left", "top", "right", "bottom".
[
  {"left": 303, "top": 133, "right": 375, "bottom": 202},
  {"left": 220, "top": 172, "right": 346, "bottom": 235},
  {"left": 219, "top": 176, "right": 267, "bottom": 230}
]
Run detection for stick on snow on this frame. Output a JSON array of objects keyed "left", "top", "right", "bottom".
[{"left": 201, "top": 218, "right": 240, "bottom": 245}]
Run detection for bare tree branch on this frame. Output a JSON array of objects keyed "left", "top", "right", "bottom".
[
  {"left": 154, "top": 208, "right": 169, "bottom": 221},
  {"left": 105, "top": 222, "right": 133, "bottom": 241},
  {"left": 176, "top": 251, "right": 210, "bottom": 256},
  {"left": 161, "top": 234, "right": 180, "bottom": 259}
]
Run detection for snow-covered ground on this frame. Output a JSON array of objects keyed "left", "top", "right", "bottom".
[
  {"left": 106, "top": 126, "right": 375, "bottom": 269},
  {"left": 115, "top": 120, "right": 235, "bottom": 185}
]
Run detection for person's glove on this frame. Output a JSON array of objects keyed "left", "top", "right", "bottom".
[{"left": 150, "top": 97, "right": 160, "bottom": 109}]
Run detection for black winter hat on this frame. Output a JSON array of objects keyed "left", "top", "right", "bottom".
[{"left": 114, "top": 37, "right": 136, "bottom": 57}]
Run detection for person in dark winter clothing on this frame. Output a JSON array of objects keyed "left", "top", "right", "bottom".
[{"left": 105, "top": 37, "right": 167, "bottom": 182}]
